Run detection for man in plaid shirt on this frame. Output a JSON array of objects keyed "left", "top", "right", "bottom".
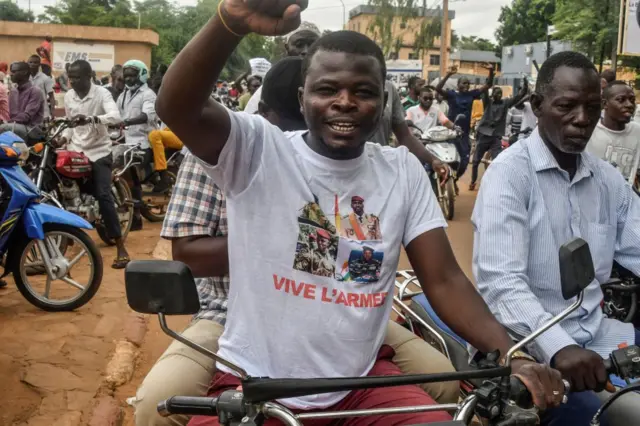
[{"left": 133, "top": 58, "right": 459, "bottom": 426}]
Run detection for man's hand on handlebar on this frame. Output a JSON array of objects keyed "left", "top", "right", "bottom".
[
  {"left": 551, "top": 345, "right": 613, "bottom": 393},
  {"left": 511, "top": 360, "right": 565, "bottom": 411},
  {"left": 431, "top": 158, "right": 449, "bottom": 178}
]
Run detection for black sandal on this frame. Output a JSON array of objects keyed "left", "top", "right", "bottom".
[{"left": 112, "top": 256, "right": 130, "bottom": 270}]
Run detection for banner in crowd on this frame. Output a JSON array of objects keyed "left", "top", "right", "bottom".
[
  {"left": 619, "top": 0, "right": 640, "bottom": 56},
  {"left": 52, "top": 42, "right": 115, "bottom": 73},
  {"left": 385, "top": 60, "right": 423, "bottom": 87},
  {"left": 249, "top": 58, "right": 272, "bottom": 77}
]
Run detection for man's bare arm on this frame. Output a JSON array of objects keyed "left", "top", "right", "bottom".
[
  {"left": 478, "top": 64, "right": 495, "bottom": 93},
  {"left": 434, "top": 67, "right": 456, "bottom": 97},
  {"left": 172, "top": 236, "right": 229, "bottom": 278},
  {"left": 393, "top": 121, "right": 438, "bottom": 166},
  {"left": 156, "top": 14, "right": 239, "bottom": 165},
  {"left": 406, "top": 228, "right": 514, "bottom": 357}
]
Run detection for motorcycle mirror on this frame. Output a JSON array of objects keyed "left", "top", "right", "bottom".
[
  {"left": 454, "top": 114, "right": 466, "bottom": 124},
  {"left": 559, "top": 238, "right": 595, "bottom": 300},
  {"left": 125, "top": 260, "right": 200, "bottom": 315}
]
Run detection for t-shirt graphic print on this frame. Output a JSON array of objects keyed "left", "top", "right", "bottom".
[{"left": 197, "top": 112, "right": 446, "bottom": 410}]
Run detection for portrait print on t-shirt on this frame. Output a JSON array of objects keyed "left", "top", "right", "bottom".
[
  {"left": 292, "top": 201, "right": 339, "bottom": 278},
  {"left": 338, "top": 195, "right": 382, "bottom": 241},
  {"left": 336, "top": 239, "right": 384, "bottom": 283}
]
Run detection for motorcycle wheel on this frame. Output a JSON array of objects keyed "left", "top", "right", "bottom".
[
  {"left": 13, "top": 223, "right": 103, "bottom": 311},
  {"left": 441, "top": 178, "right": 455, "bottom": 221},
  {"left": 140, "top": 170, "right": 176, "bottom": 222},
  {"left": 96, "top": 179, "right": 134, "bottom": 246}
]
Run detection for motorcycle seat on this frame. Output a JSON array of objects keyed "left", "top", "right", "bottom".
[{"left": 410, "top": 294, "right": 473, "bottom": 374}]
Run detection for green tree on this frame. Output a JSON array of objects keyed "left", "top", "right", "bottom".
[
  {"left": 553, "top": 0, "right": 619, "bottom": 64},
  {"left": 39, "top": 0, "right": 275, "bottom": 79},
  {"left": 0, "top": 1, "right": 35, "bottom": 22},
  {"left": 494, "top": 0, "right": 555, "bottom": 53},
  {"left": 366, "top": 0, "right": 419, "bottom": 58},
  {"left": 458, "top": 35, "right": 496, "bottom": 52}
]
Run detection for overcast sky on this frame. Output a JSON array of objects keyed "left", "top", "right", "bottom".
[{"left": 22, "top": 0, "right": 510, "bottom": 41}]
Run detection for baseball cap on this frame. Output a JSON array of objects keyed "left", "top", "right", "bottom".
[{"left": 261, "top": 57, "right": 306, "bottom": 132}]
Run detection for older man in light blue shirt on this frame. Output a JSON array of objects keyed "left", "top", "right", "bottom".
[{"left": 473, "top": 51, "right": 640, "bottom": 426}]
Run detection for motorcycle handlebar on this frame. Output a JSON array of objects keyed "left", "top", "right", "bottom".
[
  {"left": 157, "top": 396, "right": 218, "bottom": 418},
  {"left": 508, "top": 376, "right": 533, "bottom": 409}
]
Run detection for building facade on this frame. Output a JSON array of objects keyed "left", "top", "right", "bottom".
[
  {"left": 347, "top": 5, "right": 455, "bottom": 79},
  {"left": 0, "top": 21, "right": 159, "bottom": 77}
]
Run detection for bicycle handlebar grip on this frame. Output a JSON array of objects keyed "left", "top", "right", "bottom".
[
  {"left": 157, "top": 396, "right": 218, "bottom": 418},
  {"left": 509, "top": 376, "right": 534, "bottom": 409}
]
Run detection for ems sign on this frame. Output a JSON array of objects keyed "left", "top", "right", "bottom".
[{"left": 52, "top": 42, "right": 116, "bottom": 73}]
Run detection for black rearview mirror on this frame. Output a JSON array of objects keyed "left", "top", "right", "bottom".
[
  {"left": 125, "top": 260, "right": 200, "bottom": 315},
  {"left": 559, "top": 238, "right": 595, "bottom": 300}
]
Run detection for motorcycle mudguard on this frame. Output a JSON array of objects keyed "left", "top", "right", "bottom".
[{"left": 21, "top": 203, "right": 93, "bottom": 240}]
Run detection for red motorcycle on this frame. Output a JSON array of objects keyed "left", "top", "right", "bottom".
[{"left": 28, "top": 119, "right": 134, "bottom": 246}]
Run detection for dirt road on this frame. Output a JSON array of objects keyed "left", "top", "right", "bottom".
[
  {"left": 0, "top": 174, "right": 479, "bottom": 426},
  {"left": 0, "top": 224, "right": 164, "bottom": 426}
]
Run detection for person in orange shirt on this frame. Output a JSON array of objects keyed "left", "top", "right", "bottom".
[{"left": 36, "top": 35, "right": 53, "bottom": 77}]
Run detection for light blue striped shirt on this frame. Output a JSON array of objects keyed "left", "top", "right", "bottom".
[{"left": 472, "top": 129, "right": 638, "bottom": 364}]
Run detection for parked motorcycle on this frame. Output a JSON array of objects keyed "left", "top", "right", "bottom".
[
  {"left": 27, "top": 119, "right": 134, "bottom": 246},
  {"left": 411, "top": 118, "right": 464, "bottom": 220},
  {"left": 110, "top": 128, "right": 180, "bottom": 223},
  {"left": 121, "top": 238, "right": 640, "bottom": 426},
  {"left": 0, "top": 132, "right": 103, "bottom": 311}
]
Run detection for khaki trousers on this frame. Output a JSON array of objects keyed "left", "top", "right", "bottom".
[{"left": 133, "top": 319, "right": 458, "bottom": 426}]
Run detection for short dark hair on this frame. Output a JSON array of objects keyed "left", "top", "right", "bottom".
[
  {"left": 247, "top": 75, "right": 262, "bottom": 85},
  {"left": 603, "top": 80, "right": 632, "bottom": 99},
  {"left": 418, "top": 86, "right": 434, "bottom": 95},
  {"left": 111, "top": 64, "right": 123, "bottom": 74},
  {"left": 10, "top": 61, "right": 29, "bottom": 72},
  {"left": 69, "top": 60, "right": 93, "bottom": 77},
  {"left": 408, "top": 76, "right": 421, "bottom": 89},
  {"left": 601, "top": 69, "right": 616, "bottom": 84},
  {"left": 535, "top": 51, "right": 597, "bottom": 95},
  {"left": 302, "top": 31, "right": 386, "bottom": 81},
  {"left": 29, "top": 54, "right": 40, "bottom": 61}
]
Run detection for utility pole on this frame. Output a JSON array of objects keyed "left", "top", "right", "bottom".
[{"left": 439, "top": 0, "right": 450, "bottom": 78}]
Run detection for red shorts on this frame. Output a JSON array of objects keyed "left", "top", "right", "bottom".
[{"left": 188, "top": 345, "right": 452, "bottom": 426}]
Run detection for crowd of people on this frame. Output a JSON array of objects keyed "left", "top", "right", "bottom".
[
  {"left": 1, "top": 2, "right": 640, "bottom": 425},
  {"left": 129, "top": 2, "right": 640, "bottom": 426}
]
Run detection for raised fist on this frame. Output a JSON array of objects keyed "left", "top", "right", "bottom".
[{"left": 221, "top": 0, "right": 309, "bottom": 36}]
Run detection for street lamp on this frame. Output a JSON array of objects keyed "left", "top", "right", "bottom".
[{"left": 339, "top": 0, "right": 346, "bottom": 29}]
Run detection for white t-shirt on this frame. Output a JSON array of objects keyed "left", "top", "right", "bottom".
[
  {"left": 243, "top": 86, "right": 262, "bottom": 114},
  {"left": 405, "top": 104, "right": 449, "bottom": 134},
  {"left": 198, "top": 112, "right": 446, "bottom": 409},
  {"left": 586, "top": 121, "right": 640, "bottom": 184}
]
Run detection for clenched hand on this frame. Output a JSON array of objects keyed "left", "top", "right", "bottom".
[{"left": 221, "top": 0, "right": 309, "bottom": 36}]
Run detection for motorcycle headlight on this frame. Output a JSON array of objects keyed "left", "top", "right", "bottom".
[{"left": 13, "top": 142, "right": 30, "bottom": 161}]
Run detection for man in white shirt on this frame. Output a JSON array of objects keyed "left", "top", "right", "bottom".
[
  {"left": 406, "top": 86, "right": 453, "bottom": 134},
  {"left": 586, "top": 81, "right": 640, "bottom": 185},
  {"left": 28, "top": 54, "right": 55, "bottom": 118},
  {"left": 117, "top": 59, "right": 157, "bottom": 231},
  {"left": 156, "top": 3, "right": 565, "bottom": 423},
  {"left": 59, "top": 60, "right": 130, "bottom": 269}
]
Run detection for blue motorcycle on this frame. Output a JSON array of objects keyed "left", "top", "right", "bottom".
[{"left": 0, "top": 132, "right": 103, "bottom": 311}]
